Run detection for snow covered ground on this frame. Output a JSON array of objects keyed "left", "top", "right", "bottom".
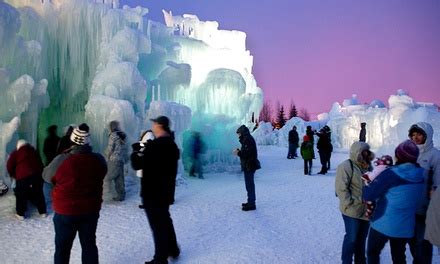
[{"left": 1, "top": 145, "right": 439, "bottom": 263}]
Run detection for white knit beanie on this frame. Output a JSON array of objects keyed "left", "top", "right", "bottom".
[{"left": 70, "top": 127, "right": 90, "bottom": 145}]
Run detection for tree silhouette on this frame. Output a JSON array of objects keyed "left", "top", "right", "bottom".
[
  {"left": 288, "top": 101, "right": 298, "bottom": 119},
  {"left": 259, "top": 101, "right": 272, "bottom": 123},
  {"left": 299, "top": 108, "right": 311, "bottom": 121}
]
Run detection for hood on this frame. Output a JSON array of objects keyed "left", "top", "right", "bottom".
[
  {"left": 236, "top": 125, "right": 250, "bottom": 136},
  {"left": 349, "top": 141, "right": 370, "bottom": 163},
  {"left": 391, "top": 163, "right": 424, "bottom": 183},
  {"left": 409, "top": 122, "right": 434, "bottom": 153},
  {"left": 109, "top": 120, "right": 120, "bottom": 133}
]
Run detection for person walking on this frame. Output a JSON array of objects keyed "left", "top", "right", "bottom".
[
  {"left": 300, "top": 135, "right": 314, "bottom": 175},
  {"left": 316, "top": 125, "right": 333, "bottom": 175},
  {"left": 335, "top": 141, "right": 374, "bottom": 264},
  {"left": 7, "top": 140, "right": 47, "bottom": 220},
  {"left": 234, "top": 125, "right": 261, "bottom": 211},
  {"left": 43, "top": 123, "right": 107, "bottom": 264},
  {"left": 359, "top": 123, "right": 367, "bottom": 142},
  {"left": 287, "top": 126, "right": 299, "bottom": 159},
  {"left": 363, "top": 140, "right": 424, "bottom": 264},
  {"left": 105, "top": 120, "right": 128, "bottom": 202},
  {"left": 188, "top": 131, "right": 205, "bottom": 179},
  {"left": 131, "top": 116, "right": 180, "bottom": 264},
  {"left": 408, "top": 122, "right": 440, "bottom": 264},
  {"left": 43, "top": 125, "right": 61, "bottom": 165}
]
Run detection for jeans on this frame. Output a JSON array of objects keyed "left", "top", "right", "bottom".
[
  {"left": 409, "top": 214, "right": 433, "bottom": 264},
  {"left": 319, "top": 151, "right": 331, "bottom": 173},
  {"left": 367, "top": 227, "right": 408, "bottom": 264},
  {"left": 14, "top": 175, "right": 46, "bottom": 216},
  {"left": 342, "top": 214, "right": 370, "bottom": 264},
  {"left": 144, "top": 203, "right": 179, "bottom": 262},
  {"left": 304, "top": 159, "right": 313, "bottom": 175},
  {"left": 244, "top": 170, "right": 256, "bottom": 205},
  {"left": 53, "top": 212, "right": 100, "bottom": 264}
]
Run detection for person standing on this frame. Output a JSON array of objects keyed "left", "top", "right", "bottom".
[
  {"left": 7, "top": 140, "right": 46, "bottom": 220},
  {"left": 43, "top": 123, "right": 107, "bottom": 264},
  {"left": 133, "top": 130, "right": 155, "bottom": 209},
  {"left": 189, "top": 131, "right": 205, "bottom": 179},
  {"left": 335, "top": 141, "right": 374, "bottom": 264},
  {"left": 287, "top": 126, "right": 299, "bottom": 159},
  {"left": 359, "top": 123, "right": 367, "bottom": 142},
  {"left": 300, "top": 135, "right": 314, "bottom": 175},
  {"left": 56, "top": 125, "right": 74, "bottom": 154},
  {"left": 364, "top": 140, "right": 424, "bottom": 264},
  {"left": 131, "top": 116, "right": 180, "bottom": 264},
  {"left": 105, "top": 120, "right": 128, "bottom": 202},
  {"left": 234, "top": 125, "right": 261, "bottom": 211},
  {"left": 408, "top": 122, "right": 440, "bottom": 264},
  {"left": 43, "top": 125, "right": 61, "bottom": 165},
  {"left": 316, "top": 125, "right": 333, "bottom": 175}
]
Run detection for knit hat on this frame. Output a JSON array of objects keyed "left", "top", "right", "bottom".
[
  {"left": 395, "top": 140, "right": 419, "bottom": 164},
  {"left": 303, "top": 135, "right": 310, "bottom": 142},
  {"left": 70, "top": 124, "right": 90, "bottom": 145},
  {"left": 16, "top": 139, "right": 27, "bottom": 150}
]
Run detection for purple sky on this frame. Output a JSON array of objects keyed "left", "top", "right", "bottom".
[{"left": 121, "top": 0, "right": 440, "bottom": 115}]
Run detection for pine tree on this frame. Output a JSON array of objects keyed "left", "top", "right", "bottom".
[
  {"left": 288, "top": 101, "right": 298, "bottom": 119},
  {"left": 276, "top": 105, "right": 286, "bottom": 128},
  {"left": 299, "top": 108, "right": 311, "bottom": 121},
  {"left": 259, "top": 101, "right": 272, "bottom": 123}
]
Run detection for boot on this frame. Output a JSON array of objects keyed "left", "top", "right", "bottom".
[{"left": 242, "top": 204, "right": 256, "bottom": 211}]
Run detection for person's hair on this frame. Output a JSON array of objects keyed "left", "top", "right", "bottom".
[{"left": 78, "top": 123, "right": 90, "bottom": 132}]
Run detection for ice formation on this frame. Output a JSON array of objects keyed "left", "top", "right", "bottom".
[{"left": 0, "top": 0, "right": 263, "bottom": 182}]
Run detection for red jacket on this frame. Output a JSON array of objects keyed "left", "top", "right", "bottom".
[
  {"left": 52, "top": 145, "right": 107, "bottom": 215},
  {"left": 7, "top": 144, "right": 44, "bottom": 181}
]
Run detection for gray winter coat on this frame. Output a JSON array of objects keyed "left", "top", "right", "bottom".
[
  {"left": 425, "top": 189, "right": 440, "bottom": 247},
  {"left": 335, "top": 142, "right": 370, "bottom": 220},
  {"left": 411, "top": 122, "right": 440, "bottom": 215},
  {"left": 105, "top": 131, "right": 128, "bottom": 163}
]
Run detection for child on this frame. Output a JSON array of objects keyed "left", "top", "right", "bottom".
[
  {"left": 133, "top": 130, "right": 155, "bottom": 209},
  {"left": 362, "top": 155, "right": 393, "bottom": 184},
  {"left": 362, "top": 155, "right": 393, "bottom": 218},
  {"left": 301, "top": 135, "right": 315, "bottom": 175}
]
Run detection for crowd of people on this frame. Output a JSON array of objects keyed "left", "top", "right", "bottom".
[{"left": 2, "top": 117, "right": 440, "bottom": 264}]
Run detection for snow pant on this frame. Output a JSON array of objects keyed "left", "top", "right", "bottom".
[
  {"left": 319, "top": 151, "right": 331, "bottom": 173},
  {"left": 409, "top": 214, "right": 433, "bottom": 264},
  {"left": 189, "top": 157, "right": 203, "bottom": 178},
  {"left": 244, "top": 170, "right": 256, "bottom": 205},
  {"left": 14, "top": 174, "right": 46, "bottom": 216},
  {"left": 341, "top": 214, "right": 370, "bottom": 264},
  {"left": 287, "top": 143, "right": 298, "bottom": 159},
  {"left": 144, "top": 202, "right": 179, "bottom": 263},
  {"left": 106, "top": 161, "right": 125, "bottom": 201},
  {"left": 367, "top": 227, "right": 408, "bottom": 264},
  {"left": 304, "top": 159, "right": 313, "bottom": 175},
  {"left": 53, "top": 212, "right": 99, "bottom": 264}
]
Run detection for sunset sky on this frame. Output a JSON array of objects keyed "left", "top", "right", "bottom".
[{"left": 121, "top": 0, "right": 440, "bottom": 115}]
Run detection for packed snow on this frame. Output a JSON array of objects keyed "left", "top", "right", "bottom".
[{"left": 1, "top": 146, "right": 439, "bottom": 263}]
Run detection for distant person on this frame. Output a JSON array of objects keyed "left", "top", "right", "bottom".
[
  {"left": 43, "top": 125, "right": 60, "bottom": 165},
  {"left": 306, "top": 125, "right": 315, "bottom": 144},
  {"left": 105, "top": 120, "right": 128, "bottom": 202},
  {"left": 300, "top": 135, "right": 314, "bottom": 175},
  {"left": 133, "top": 130, "right": 155, "bottom": 209},
  {"left": 316, "top": 125, "right": 333, "bottom": 175},
  {"left": 287, "top": 126, "right": 299, "bottom": 159},
  {"left": 43, "top": 123, "right": 107, "bottom": 264},
  {"left": 364, "top": 140, "right": 424, "bottom": 264},
  {"left": 359, "top": 123, "right": 367, "bottom": 142},
  {"left": 56, "top": 125, "right": 74, "bottom": 154},
  {"left": 131, "top": 116, "right": 180, "bottom": 264},
  {"left": 234, "top": 125, "right": 261, "bottom": 211},
  {"left": 335, "top": 141, "right": 374, "bottom": 264},
  {"left": 189, "top": 131, "right": 205, "bottom": 179},
  {"left": 425, "top": 189, "right": 440, "bottom": 247},
  {"left": 7, "top": 140, "right": 46, "bottom": 220},
  {"left": 408, "top": 122, "right": 440, "bottom": 264}
]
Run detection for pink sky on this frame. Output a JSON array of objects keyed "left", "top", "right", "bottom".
[{"left": 123, "top": 0, "right": 440, "bottom": 115}]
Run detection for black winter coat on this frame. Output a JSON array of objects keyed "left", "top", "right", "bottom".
[
  {"left": 317, "top": 132, "right": 333, "bottom": 153},
  {"left": 131, "top": 136, "right": 180, "bottom": 206},
  {"left": 288, "top": 130, "right": 299, "bottom": 147},
  {"left": 237, "top": 126, "right": 261, "bottom": 172}
]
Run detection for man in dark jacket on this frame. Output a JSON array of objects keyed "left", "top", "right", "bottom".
[
  {"left": 43, "top": 123, "right": 107, "bottom": 264},
  {"left": 234, "top": 125, "right": 261, "bottom": 211},
  {"left": 359, "top": 123, "right": 367, "bottom": 142},
  {"left": 7, "top": 140, "right": 46, "bottom": 220},
  {"left": 317, "top": 125, "right": 333, "bottom": 175},
  {"left": 131, "top": 116, "right": 180, "bottom": 264},
  {"left": 43, "top": 125, "right": 60, "bottom": 165},
  {"left": 287, "top": 126, "right": 299, "bottom": 159}
]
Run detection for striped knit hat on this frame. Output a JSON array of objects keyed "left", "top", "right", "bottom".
[{"left": 70, "top": 124, "right": 90, "bottom": 145}]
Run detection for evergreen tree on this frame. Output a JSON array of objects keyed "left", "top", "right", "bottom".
[
  {"left": 276, "top": 105, "right": 286, "bottom": 128},
  {"left": 259, "top": 101, "right": 272, "bottom": 123},
  {"left": 299, "top": 108, "right": 311, "bottom": 121},
  {"left": 288, "top": 101, "right": 298, "bottom": 119}
]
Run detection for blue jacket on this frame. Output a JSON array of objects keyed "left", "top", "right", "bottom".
[{"left": 363, "top": 163, "right": 424, "bottom": 238}]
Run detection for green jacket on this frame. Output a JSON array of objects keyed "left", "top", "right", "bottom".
[
  {"left": 300, "top": 141, "right": 314, "bottom": 160},
  {"left": 335, "top": 142, "right": 370, "bottom": 220}
]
